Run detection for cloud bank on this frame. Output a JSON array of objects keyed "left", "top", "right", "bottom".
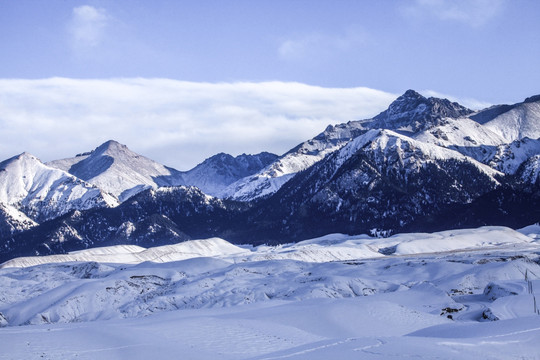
[{"left": 0, "top": 79, "right": 396, "bottom": 170}]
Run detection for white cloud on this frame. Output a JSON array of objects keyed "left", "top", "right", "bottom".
[
  {"left": 403, "top": 0, "right": 505, "bottom": 27},
  {"left": 0, "top": 79, "right": 396, "bottom": 170},
  {"left": 278, "top": 28, "right": 366, "bottom": 61},
  {"left": 68, "top": 5, "right": 109, "bottom": 49}
]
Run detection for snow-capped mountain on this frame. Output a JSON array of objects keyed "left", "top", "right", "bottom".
[
  {"left": 0, "top": 152, "right": 117, "bottom": 223},
  {"left": 48, "top": 140, "right": 186, "bottom": 202},
  {"left": 49, "top": 141, "right": 278, "bottom": 201},
  {"left": 1, "top": 90, "right": 539, "bottom": 261},
  {"left": 243, "top": 129, "right": 504, "bottom": 241},
  {"left": 221, "top": 90, "right": 481, "bottom": 202},
  {"left": 181, "top": 152, "right": 278, "bottom": 196}
]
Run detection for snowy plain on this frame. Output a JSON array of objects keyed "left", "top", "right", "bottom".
[{"left": 1, "top": 225, "right": 540, "bottom": 359}]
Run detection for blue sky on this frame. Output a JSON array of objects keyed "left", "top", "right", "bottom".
[{"left": 1, "top": 0, "right": 539, "bottom": 169}]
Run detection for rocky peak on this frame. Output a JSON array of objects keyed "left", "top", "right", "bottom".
[
  {"left": 524, "top": 94, "right": 540, "bottom": 104},
  {"left": 93, "top": 140, "right": 130, "bottom": 156},
  {"left": 368, "top": 90, "right": 473, "bottom": 132}
]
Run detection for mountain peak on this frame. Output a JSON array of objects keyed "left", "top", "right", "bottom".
[
  {"left": 369, "top": 90, "right": 473, "bottom": 132},
  {"left": 402, "top": 89, "right": 425, "bottom": 99},
  {"left": 182, "top": 151, "right": 279, "bottom": 197},
  {"left": 524, "top": 94, "right": 540, "bottom": 103},
  {"left": 94, "top": 140, "right": 129, "bottom": 155},
  {"left": 0, "top": 152, "right": 41, "bottom": 171},
  {"left": 15, "top": 152, "right": 38, "bottom": 161}
]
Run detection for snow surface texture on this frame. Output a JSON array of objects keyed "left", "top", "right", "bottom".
[{"left": 1, "top": 226, "right": 540, "bottom": 359}]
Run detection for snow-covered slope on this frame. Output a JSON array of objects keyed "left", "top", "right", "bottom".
[
  {"left": 48, "top": 140, "right": 186, "bottom": 202},
  {"left": 341, "top": 129, "right": 502, "bottom": 178},
  {"left": 413, "top": 117, "right": 506, "bottom": 160},
  {"left": 483, "top": 137, "right": 540, "bottom": 175},
  {"left": 0, "top": 203, "right": 38, "bottom": 239},
  {"left": 46, "top": 151, "right": 91, "bottom": 172},
  {"left": 483, "top": 95, "right": 540, "bottom": 142},
  {"left": 181, "top": 152, "right": 278, "bottom": 197},
  {"left": 0, "top": 152, "right": 118, "bottom": 222},
  {"left": 220, "top": 90, "right": 478, "bottom": 202}
]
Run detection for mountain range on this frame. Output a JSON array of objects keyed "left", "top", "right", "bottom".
[{"left": 1, "top": 90, "right": 539, "bottom": 262}]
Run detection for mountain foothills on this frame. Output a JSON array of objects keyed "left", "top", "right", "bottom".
[{"left": 1, "top": 90, "right": 540, "bottom": 262}]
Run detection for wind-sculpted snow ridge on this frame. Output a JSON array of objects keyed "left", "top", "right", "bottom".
[
  {"left": 1, "top": 226, "right": 540, "bottom": 359},
  {"left": 341, "top": 129, "right": 503, "bottom": 179},
  {"left": 0, "top": 238, "right": 249, "bottom": 268},
  {"left": 0, "top": 152, "right": 118, "bottom": 223}
]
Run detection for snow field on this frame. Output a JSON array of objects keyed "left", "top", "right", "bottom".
[{"left": 1, "top": 225, "right": 540, "bottom": 359}]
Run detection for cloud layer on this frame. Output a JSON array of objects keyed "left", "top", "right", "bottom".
[{"left": 0, "top": 79, "right": 397, "bottom": 170}]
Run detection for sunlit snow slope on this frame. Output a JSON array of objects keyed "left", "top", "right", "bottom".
[
  {"left": 48, "top": 140, "right": 186, "bottom": 202},
  {"left": 0, "top": 152, "right": 117, "bottom": 222}
]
